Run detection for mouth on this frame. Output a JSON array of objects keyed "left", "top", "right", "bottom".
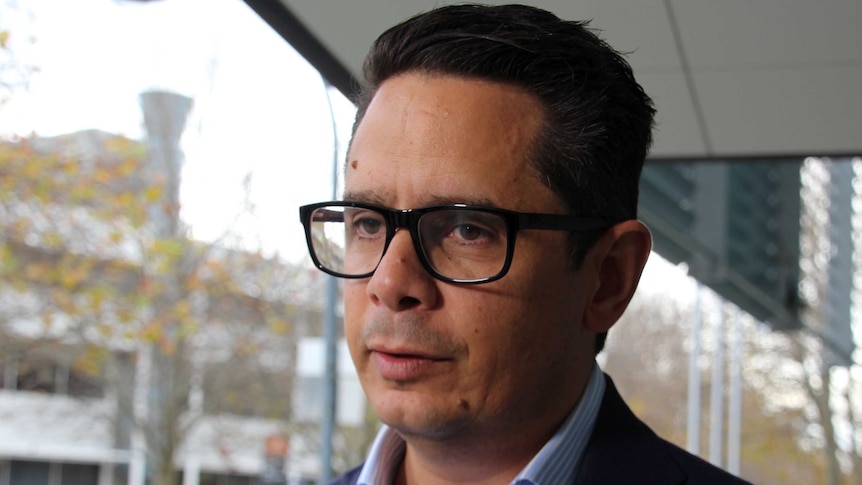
[{"left": 370, "top": 348, "right": 451, "bottom": 382}]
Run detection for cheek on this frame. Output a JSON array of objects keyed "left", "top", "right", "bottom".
[
  {"left": 457, "top": 292, "right": 560, "bottom": 377},
  {"left": 455, "top": 303, "right": 572, "bottom": 420},
  {"left": 471, "top": 263, "right": 584, "bottom": 370},
  {"left": 343, "top": 278, "right": 368, "bottom": 310},
  {"left": 343, "top": 283, "right": 369, "bottom": 356}
]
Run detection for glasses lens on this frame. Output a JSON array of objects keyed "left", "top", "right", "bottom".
[
  {"left": 418, "top": 209, "right": 509, "bottom": 281},
  {"left": 309, "top": 206, "right": 387, "bottom": 276}
]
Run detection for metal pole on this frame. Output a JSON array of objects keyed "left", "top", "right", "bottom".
[
  {"left": 687, "top": 283, "right": 703, "bottom": 454},
  {"left": 320, "top": 278, "right": 338, "bottom": 483},
  {"left": 709, "top": 297, "right": 725, "bottom": 466},
  {"left": 138, "top": 90, "right": 193, "bottom": 485},
  {"left": 824, "top": 159, "right": 855, "bottom": 368},
  {"left": 727, "top": 306, "right": 742, "bottom": 474},
  {"left": 319, "top": 78, "right": 340, "bottom": 484}
]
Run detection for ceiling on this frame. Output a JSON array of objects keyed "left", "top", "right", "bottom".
[{"left": 248, "top": 0, "right": 862, "bottom": 161}]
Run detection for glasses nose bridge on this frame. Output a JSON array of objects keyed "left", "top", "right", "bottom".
[
  {"left": 381, "top": 208, "right": 425, "bottom": 260},
  {"left": 390, "top": 208, "right": 414, "bottom": 229},
  {"left": 387, "top": 208, "right": 423, "bottom": 236}
]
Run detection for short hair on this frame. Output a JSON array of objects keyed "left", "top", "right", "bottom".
[{"left": 352, "top": 4, "right": 656, "bottom": 353}]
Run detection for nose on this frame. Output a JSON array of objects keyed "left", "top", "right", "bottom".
[{"left": 365, "top": 228, "right": 439, "bottom": 311}]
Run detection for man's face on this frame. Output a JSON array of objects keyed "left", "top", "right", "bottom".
[{"left": 343, "top": 73, "right": 598, "bottom": 442}]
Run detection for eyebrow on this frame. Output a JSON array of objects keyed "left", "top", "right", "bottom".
[
  {"left": 422, "top": 194, "right": 497, "bottom": 207},
  {"left": 341, "top": 189, "right": 389, "bottom": 206},
  {"left": 341, "top": 190, "right": 497, "bottom": 209}
]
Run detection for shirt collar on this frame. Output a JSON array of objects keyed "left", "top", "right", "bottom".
[
  {"left": 513, "top": 363, "right": 605, "bottom": 484},
  {"left": 357, "top": 363, "right": 605, "bottom": 485},
  {"left": 356, "top": 421, "right": 406, "bottom": 485}
]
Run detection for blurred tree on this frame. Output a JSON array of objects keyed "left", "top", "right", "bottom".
[
  {"left": 0, "top": 130, "right": 323, "bottom": 485},
  {"left": 794, "top": 157, "right": 862, "bottom": 485},
  {"left": 0, "top": 0, "right": 37, "bottom": 107},
  {"left": 604, "top": 288, "right": 831, "bottom": 485}
]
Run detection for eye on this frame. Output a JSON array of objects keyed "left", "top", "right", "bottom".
[
  {"left": 356, "top": 217, "right": 383, "bottom": 236},
  {"left": 347, "top": 209, "right": 385, "bottom": 239},
  {"left": 444, "top": 214, "right": 502, "bottom": 246},
  {"left": 418, "top": 209, "right": 507, "bottom": 251},
  {"left": 453, "top": 223, "right": 490, "bottom": 242}
]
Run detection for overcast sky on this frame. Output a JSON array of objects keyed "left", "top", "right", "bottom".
[{"left": 0, "top": 0, "right": 356, "bottom": 262}]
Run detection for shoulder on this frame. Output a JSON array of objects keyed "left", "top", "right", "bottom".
[
  {"left": 577, "top": 374, "right": 752, "bottom": 485},
  {"left": 325, "top": 465, "right": 363, "bottom": 485},
  {"left": 661, "top": 441, "right": 751, "bottom": 484}
]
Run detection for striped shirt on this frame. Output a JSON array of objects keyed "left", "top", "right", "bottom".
[{"left": 356, "top": 363, "right": 606, "bottom": 485}]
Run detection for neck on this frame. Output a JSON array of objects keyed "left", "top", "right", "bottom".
[
  {"left": 395, "top": 438, "right": 534, "bottom": 485},
  {"left": 392, "top": 403, "right": 570, "bottom": 485}
]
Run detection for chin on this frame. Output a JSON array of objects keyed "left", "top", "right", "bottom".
[{"left": 371, "top": 388, "right": 470, "bottom": 440}]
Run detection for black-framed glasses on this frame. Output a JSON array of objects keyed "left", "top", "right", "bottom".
[{"left": 299, "top": 201, "right": 608, "bottom": 284}]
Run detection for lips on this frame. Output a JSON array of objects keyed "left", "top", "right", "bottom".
[{"left": 371, "top": 347, "right": 451, "bottom": 382}]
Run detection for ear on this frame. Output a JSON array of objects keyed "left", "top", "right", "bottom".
[{"left": 582, "top": 220, "right": 652, "bottom": 333}]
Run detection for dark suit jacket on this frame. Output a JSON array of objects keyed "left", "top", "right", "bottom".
[{"left": 328, "top": 374, "right": 752, "bottom": 484}]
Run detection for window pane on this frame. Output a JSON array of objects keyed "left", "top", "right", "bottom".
[
  {"left": 60, "top": 463, "right": 99, "bottom": 485},
  {"left": 10, "top": 460, "right": 49, "bottom": 485}
]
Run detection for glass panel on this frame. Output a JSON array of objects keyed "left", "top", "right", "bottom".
[{"left": 1, "top": 0, "right": 357, "bottom": 482}]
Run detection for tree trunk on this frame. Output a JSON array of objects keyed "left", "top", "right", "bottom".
[
  {"left": 791, "top": 335, "right": 843, "bottom": 485},
  {"left": 812, "top": 369, "right": 841, "bottom": 485},
  {"left": 846, "top": 371, "right": 862, "bottom": 484}
]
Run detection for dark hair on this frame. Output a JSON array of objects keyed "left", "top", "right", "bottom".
[{"left": 353, "top": 4, "right": 656, "bottom": 353}]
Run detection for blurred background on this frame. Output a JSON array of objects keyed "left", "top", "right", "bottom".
[{"left": 0, "top": 1, "right": 860, "bottom": 484}]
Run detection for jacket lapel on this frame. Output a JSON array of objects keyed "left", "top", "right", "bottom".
[{"left": 574, "top": 374, "right": 687, "bottom": 485}]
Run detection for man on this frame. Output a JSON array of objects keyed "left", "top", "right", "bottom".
[{"left": 300, "top": 4, "right": 751, "bottom": 484}]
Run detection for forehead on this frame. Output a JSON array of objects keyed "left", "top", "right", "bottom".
[{"left": 346, "top": 73, "right": 562, "bottom": 212}]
